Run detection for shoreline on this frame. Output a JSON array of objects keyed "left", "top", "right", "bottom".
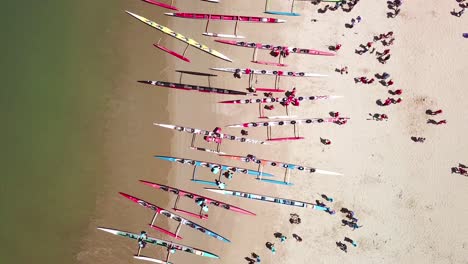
[{"left": 78, "top": 1, "right": 468, "bottom": 264}]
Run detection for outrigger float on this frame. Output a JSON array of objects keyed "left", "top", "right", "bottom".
[
  {"left": 165, "top": 12, "right": 285, "bottom": 39},
  {"left": 126, "top": 11, "right": 232, "bottom": 62},
  {"left": 154, "top": 155, "right": 274, "bottom": 187},
  {"left": 98, "top": 227, "right": 218, "bottom": 264},
  {"left": 205, "top": 188, "right": 332, "bottom": 214},
  {"left": 226, "top": 117, "right": 349, "bottom": 141},
  {"left": 138, "top": 70, "right": 249, "bottom": 95},
  {"left": 219, "top": 154, "right": 343, "bottom": 185},
  {"left": 210, "top": 67, "right": 327, "bottom": 94},
  {"left": 265, "top": 0, "right": 300, "bottom": 16},
  {"left": 215, "top": 39, "right": 335, "bottom": 67},
  {"left": 153, "top": 123, "right": 266, "bottom": 154},
  {"left": 119, "top": 192, "right": 230, "bottom": 242},
  {"left": 140, "top": 180, "right": 256, "bottom": 219}
]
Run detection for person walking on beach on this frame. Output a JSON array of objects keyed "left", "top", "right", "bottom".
[
  {"left": 426, "top": 109, "right": 443, "bottom": 115},
  {"left": 344, "top": 237, "right": 358, "bottom": 247},
  {"left": 337, "top": 241, "right": 348, "bottom": 253},
  {"left": 382, "top": 98, "right": 393, "bottom": 106},
  {"left": 390, "top": 89, "right": 402, "bottom": 95},
  {"left": 321, "top": 194, "right": 334, "bottom": 202},
  {"left": 320, "top": 138, "right": 332, "bottom": 145}
]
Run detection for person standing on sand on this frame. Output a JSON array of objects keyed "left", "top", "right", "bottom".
[
  {"left": 270, "top": 243, "right": 276, "bottom": 254},
  {"left": 391, "top": 89, "right": 402, "bottom": 95},
  {"left": 215, "top": 179, "right": 225, "bottom": 189},
  {"left": 234, "top": 69, "right": 242, "bottom": 79},
  {"left": 280, "top": 235, "right": 287, "bottom": 243}
]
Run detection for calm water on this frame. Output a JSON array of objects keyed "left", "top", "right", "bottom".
[{"left": 0, "top": 1, "right": 121, "bottom": 263}]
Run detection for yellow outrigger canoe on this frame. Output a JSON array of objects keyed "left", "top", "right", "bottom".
[{"left": 126, "top": 11, "right": 232, "bottom": 62}]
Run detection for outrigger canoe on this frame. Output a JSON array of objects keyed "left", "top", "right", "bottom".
[
  {"left": 211, "top": 68, "right": 328, "bottom": 77},
  {"left": 226, "top": 117, "right": 349, "bottom": 128},
  {"left": 138, "top": 80, "right": 248, "bottom": 95},
  {"left": 215, "top": 40, "right": 335, "bottom": 56},
  {"left": 153, "top": 123, "right": 266, "bottom": 145},
  {"left": 154, "top": 155, "right": 274, "bottom": 177},
  {"left": 220, "top": 154, "right": 343, "bottom": 176},
  {"left": 119, "top": 192, "right": 230, "bottom": 242},
  {"left": 126, "top": 11, "right": 232, "bottom": 62},
  {"left": 97, "top": 227, "right": 219, "bottom": 259},
  {"left": 165, "top": 12, "right": 286, "bottom": 23},
  {"left": 140, "top": 180, "right": 256, "bottom": 216},
  {"left": 205, "top": 189, "right": 329, "bottom": 212},
  {"left": 218, "top": 95, "right": 342, "bottom": 104}
]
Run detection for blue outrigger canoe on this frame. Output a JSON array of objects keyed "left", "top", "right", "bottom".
[{"left": 155, "top": 155, "right": 274, "bottom": 177}]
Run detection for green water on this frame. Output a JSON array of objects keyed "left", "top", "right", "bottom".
[{"left": 0, "top": 1, "right": 120, "bottom": 263}]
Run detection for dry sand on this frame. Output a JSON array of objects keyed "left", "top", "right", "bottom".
[{"left": 77, "top": 0, "right": 468, "bottom": 263}]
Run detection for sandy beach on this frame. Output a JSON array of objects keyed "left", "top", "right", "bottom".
[{"left": 77, "top": 0, "right": 468, "bottom": 264}]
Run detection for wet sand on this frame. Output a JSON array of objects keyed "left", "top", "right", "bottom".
[{"left": 78, "top": 0, "right": 468, "bottom": 263}]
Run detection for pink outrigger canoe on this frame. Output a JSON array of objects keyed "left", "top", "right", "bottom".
[
  {"left": 216, "top": 39, "right": 335, "bottom": 56},
  {"left": 165, "top": 12, "right": 286, "bottom": 23}
]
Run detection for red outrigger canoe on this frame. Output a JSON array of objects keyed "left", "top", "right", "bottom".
[{"left": 165, "top": 12, "right": 286, "bottom": 23}]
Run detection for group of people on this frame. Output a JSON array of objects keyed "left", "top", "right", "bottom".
[
  {"left": 356, "top": 31, "right": 394, "bottom": 59},
  {"left": 381, "top": 97, "right": 402, "bottom": 106},
  {"left": 316, "top": 193, "right": 336, "bottom": 215},
  {"left": 451, "top": 164, "right": 468, "bottom": 176},
  {"left": 355, "top": 76, "right": 375, "bottom": 84},
  {"left": 426, "top": 108, "right": 446, "bottom": 125},
  {"left": 370, "top": 113, "right": 389, "bottom": 121},
  {"left": 270, "top": 47, "right": 290, "bottom": 58},
  {"left": 348, "top": 15, "right": 362, "bottom": 28},
  {"left": 336, "top": 207, "right": 360, "bottom": 253},
  {"left": 316, "top": 0, "right": 361, "bottom": 13},
  {"left": 263, "top": 88, "right": 299, "bottom": 111},
  {"left": 451, "top": 0, "right": 466, "bottom": 17},
  {"left": 387, "top": 0, "right": 403, "bottom": 18}
]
